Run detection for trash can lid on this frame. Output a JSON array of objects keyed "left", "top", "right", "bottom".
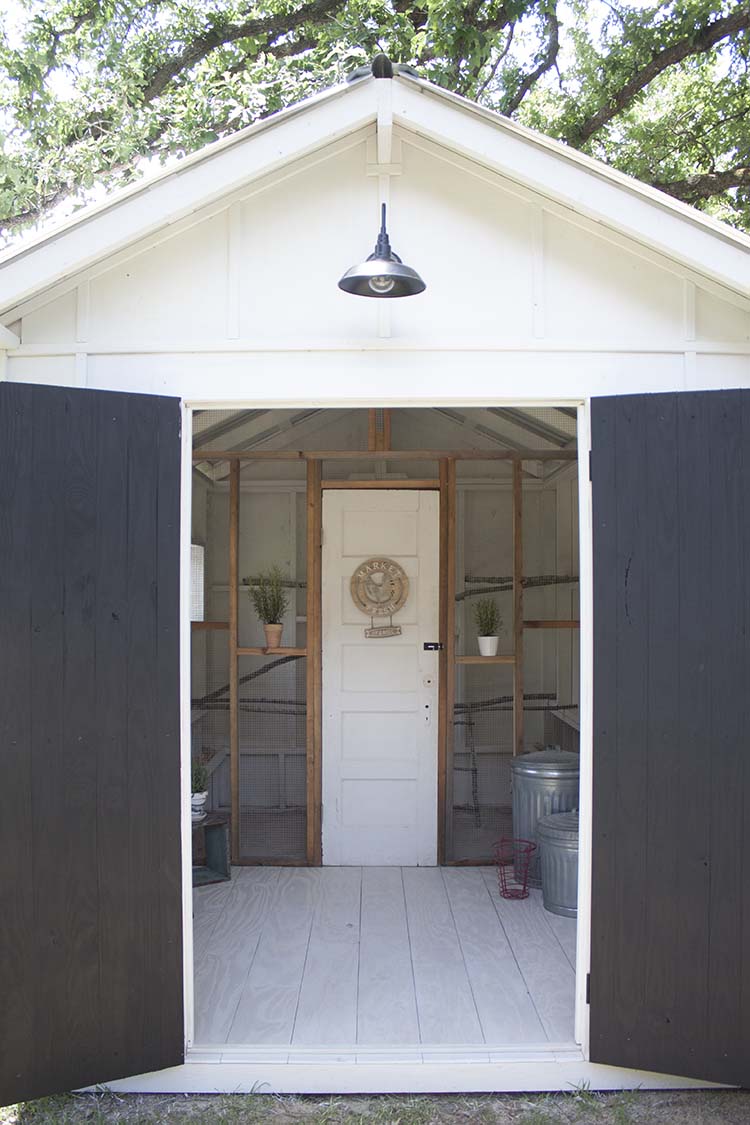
[
  {"left": 537, "top": 810, "right": 579, "bottom": 842},
  {"left": 510, "top": 748, "right": 580, "bottom": 778}
]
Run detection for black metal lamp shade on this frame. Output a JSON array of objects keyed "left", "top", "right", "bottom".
[{"left": 338, "top": 204, "right": 426, "bottom": 298}]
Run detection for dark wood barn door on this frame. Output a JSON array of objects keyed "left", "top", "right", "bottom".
[
  {"left": 0, "top": 383, "right": 184, "bottom": 1104},
  {"left": 591, "top": 389, "right": 750, "bottom": 1085}
]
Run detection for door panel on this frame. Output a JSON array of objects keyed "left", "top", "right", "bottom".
[
  {"left": 591, "top": 389, "right": 750, "bottom": 1085},
  {"left": 322, "top": 490, "right": 440, "bottom": 866},
  {"left": 0, "top": 384, "right": 183, "bottom": 1104}
]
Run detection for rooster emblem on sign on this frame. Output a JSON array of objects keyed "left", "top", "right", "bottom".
[{"left": 350, "top": 557, "right": 409, "bottom": 618}]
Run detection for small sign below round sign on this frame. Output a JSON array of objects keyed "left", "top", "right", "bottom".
[{"left": 350, "top": 557, "right": 409, "bottom": 619}]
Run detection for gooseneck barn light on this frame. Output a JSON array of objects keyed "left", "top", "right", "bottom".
[{"left": 338, "top": 203, "right": 426, "bottom": 298}]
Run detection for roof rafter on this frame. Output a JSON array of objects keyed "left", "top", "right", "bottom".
[{"left": 486, "top": 407, "right": 574, "bottom": 448}]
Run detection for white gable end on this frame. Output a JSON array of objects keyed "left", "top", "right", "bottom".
[
  {"left": 11, "top": 126, "right": 749, "bottom": 353},
  {"left": 1, "top": 72, "right": 747, "bottom": 401}
]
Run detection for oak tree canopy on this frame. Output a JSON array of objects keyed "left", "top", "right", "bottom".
[{"left": 1, "top": 0, "right": 748, "bottom": 240}]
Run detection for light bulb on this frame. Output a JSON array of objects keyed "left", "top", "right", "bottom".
[{"left": 368, "top": 274, "right": 395, "bottom": 294}]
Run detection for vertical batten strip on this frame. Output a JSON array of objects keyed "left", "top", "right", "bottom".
[
  {"left": 229, "top": 459, "right": 240, "bottom": 861},
  {"left": 74, "top": 352, "right": 88, "bottom": 387},
  {"left": 531, "top": 207, "right": 545, "bottom": 339},
  {"left": 376, "top": 78, "right": 393, "bottom": 341},
  {"left": 683, "top": 280, "right": 697, "bottom": 389},
  {"left": 513, "top": 458, "right": 524, "bottom": 755},
  {"left": 227, "top": 203, "right": 241, "bottom": 340}
]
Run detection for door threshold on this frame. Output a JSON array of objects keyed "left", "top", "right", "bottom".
[{"left": 188, "top": 1041, "right": 584, "bottom": 1064}]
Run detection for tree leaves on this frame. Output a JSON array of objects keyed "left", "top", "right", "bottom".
[{"left": 0, "top": 0, "right": 748, "bottom": 239}]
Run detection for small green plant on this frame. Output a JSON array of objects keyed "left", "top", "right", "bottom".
[
  {"left": 473, "top": 596, "right": 501, "bottom": 636},
  {"left": 245, "top": 565, "right": 289, "bottom": 624},
  {"left": 191, "top": 759, "right": 208, "bottom": 794}
]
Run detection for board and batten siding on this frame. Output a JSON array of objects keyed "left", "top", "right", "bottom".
[
  {"left": 2, "top": 124, "right": 748, "bottom": 404},
  {"left": 0, "top": 382, "right": 184, "bottom": 1104},
  {"left": 590, "top": 389, "right": 750, "bottom": 1087}
]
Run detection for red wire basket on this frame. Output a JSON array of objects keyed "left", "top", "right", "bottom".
[{"left": 493, "top": 837, "right": 537, "bottom": 900}]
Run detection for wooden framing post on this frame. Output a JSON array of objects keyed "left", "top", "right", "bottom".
[
  {"left": 366, "top": 408, "right": 392, "bottom": 452},
  {"left": 306, "top": 460, "right": 323, "bottom": 864},
  {"left": 229, "top": 460, "right": 240, "bottom": 861},
  {"left": 513, "top": 458, "right": 524, "bottom": 756},
  {"left": 440, "top": 459, "right": 457, "bottom": 862},
  {"left": 382, "top": 409, "right": 391, "bottom": 451}
]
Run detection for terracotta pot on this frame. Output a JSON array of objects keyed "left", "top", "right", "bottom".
[
  {"left": 264, "top": 622, "right": 283, "bottom": 649},
  {"left": 477, "top": 635, "right": 499, "bottom": 657}
]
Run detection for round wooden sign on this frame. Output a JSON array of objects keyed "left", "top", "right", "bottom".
[{"left": 350, "top": 557, "right": 409, "bottom": 617}]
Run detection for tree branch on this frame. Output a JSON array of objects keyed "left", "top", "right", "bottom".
[
  {"left": 140, "top": 0, "right": 344, "bottom": 103},
  {"left": 656, "top": 164, "right": 750, "bottom": 204},
  {"left": 502, "top": 2, "right": 559, "bottom": 115},
  {"left": 567, "top": 6, "right": 750, "bottom": 147},
  {"left": 476, "top": 24, "right": 514, "bottom": 99}
]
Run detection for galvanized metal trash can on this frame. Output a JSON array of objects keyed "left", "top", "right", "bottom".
[
  {"left": 537, "top": 810, "right": 579, "bottom": 917},
  {"left": 511, "top": 749, "right": 579, "bottom": 887}
]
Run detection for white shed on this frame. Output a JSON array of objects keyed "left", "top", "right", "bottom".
[{"left": 1, "top": 63, "right": 749, "bottom": 1101}]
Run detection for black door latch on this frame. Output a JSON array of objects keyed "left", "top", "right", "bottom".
[{"left": 423, "top": 642, "right": 444, "bottom": 651}]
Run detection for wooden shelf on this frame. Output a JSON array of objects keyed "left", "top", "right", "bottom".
[
  {"left": 237, "top": 646, "right": 307, "bottom": 657},
  {"left": 456, "top": 655, "right": 516, "bottom": 665},
  {"left": 523, "top": 619, "right": 580, "bottom": 629}
]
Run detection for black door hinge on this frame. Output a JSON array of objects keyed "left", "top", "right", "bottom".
[
  {"left": 586, "top": 973, "right": 591, "bottom": 1004},
  {"left": 588, "top": 450, "right": 593, "bottom": 482}
]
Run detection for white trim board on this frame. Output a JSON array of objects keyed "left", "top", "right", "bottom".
[{"left": 9, "top": 341, "right": 750, "bottom": 356}]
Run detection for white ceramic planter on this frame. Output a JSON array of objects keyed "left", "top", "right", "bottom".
[
  {"left": 477, "top": 635, "right": 499, "bottom": 657},
  {"left": 191, "top": 791, "right": 208, "bottom": 822}
]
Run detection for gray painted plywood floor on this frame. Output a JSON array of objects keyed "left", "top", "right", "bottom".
[{"left": 192, "top": 866, "right": 577, "bottom": 1053}]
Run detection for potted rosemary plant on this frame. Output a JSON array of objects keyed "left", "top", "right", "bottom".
[
  {"left": 246, "top": 565, "right": 289, "bottom": 649},
  {"left": 473, "top": 597, "right": 502, "bottom": 657}
]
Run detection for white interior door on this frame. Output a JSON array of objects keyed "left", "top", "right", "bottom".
[{"left": 322, "top": 490, "right": 440, "bottom": 866}]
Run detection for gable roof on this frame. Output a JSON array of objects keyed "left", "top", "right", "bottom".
[{"left": 0, "top": 70, "right": 748, "bottom": 324}]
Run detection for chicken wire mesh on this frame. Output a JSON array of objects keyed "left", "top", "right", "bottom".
[
  {"left": 237, "top": 654, "right": 307, "bottom": 861},
  {"left": 447, "top": 465, "right": 580, "bottom": 862}
]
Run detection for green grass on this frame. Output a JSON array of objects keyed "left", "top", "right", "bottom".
[{"left": 2, "top": 1090, "right": 750, "bottom": 1125}]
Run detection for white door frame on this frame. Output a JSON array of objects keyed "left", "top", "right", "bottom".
[{"left": 177, "top": 396, "right": 595, "bottom": 1076}]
